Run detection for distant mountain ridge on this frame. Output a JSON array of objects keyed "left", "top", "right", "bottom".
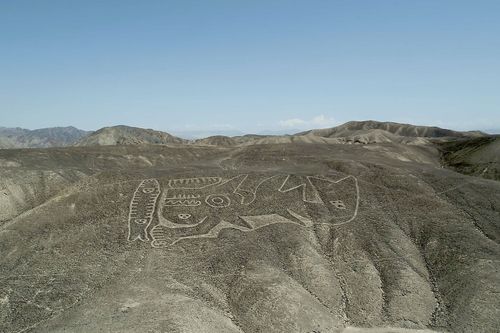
[
  {"left": 194, "top": 121, "right": 485, "bottom": 147},
  {"left": 0, "top": 121, "right": 488, "bottom": 149},
  {"left": 0, "top": 126, "right": 90, "bottom": 149}
]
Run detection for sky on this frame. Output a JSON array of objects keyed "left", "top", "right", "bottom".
[{"left": 1, "top": 0, "right": 499, "bottom": 135}]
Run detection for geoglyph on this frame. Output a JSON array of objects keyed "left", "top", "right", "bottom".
[{"left": 127, "top": 173, "right": 359, "bottom": 248}]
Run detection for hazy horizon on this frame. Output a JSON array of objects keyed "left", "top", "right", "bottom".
[{"left": 2, "top": 119, "right": 499, "bottom": 139}]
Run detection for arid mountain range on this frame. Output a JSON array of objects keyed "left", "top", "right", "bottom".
[
  {"left": 0, "top": 121, "right": 491, "bottom": 149},
  {"left": 0, "top": 121, "right": 499, "bottom": 332},
  {"left": 1, "top": 121, "right": 498, "bottom": 182}
]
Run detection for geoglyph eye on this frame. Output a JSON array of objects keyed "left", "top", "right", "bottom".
[
  {"left": 330, "top": 200, "right": 346, "bottom": 210},
  {"left": 142, "top": 188, "right": 155, "bottom": 194},
  {"left": 178, "top": 213, "right": 192, "bottom": 219},
  {"left": 134, "top": 218, "right": 148, "bottom": 224},
  {"left": 205, "top": 194, "right": 231, "bottom": 208}
]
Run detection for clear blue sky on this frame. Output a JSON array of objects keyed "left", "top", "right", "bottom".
[{"left": 1, "top": 0, "right": 499, "bottom": 134}]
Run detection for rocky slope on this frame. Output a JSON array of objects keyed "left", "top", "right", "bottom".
[
  {"left": 438, "top": 135, "right": 500, "bottom": 181},
  {"left": 74, "top": 125, "right": 187, "bottom": 146},
  {"left": 0, "top": 139, "right": 498, "bottom": 333}
]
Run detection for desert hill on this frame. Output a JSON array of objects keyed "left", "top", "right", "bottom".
[
  {"left": 298, "top": 120, "right": 485, "bottom": 139},
  {"left": 0, "top": 126, "right": 89, "bottom": 149},
  {"left": 0, "top": 134, "right": 499, "bottom": 332},
  {"left": 74, "top": 125, "right": 186, "bottom": 146}
]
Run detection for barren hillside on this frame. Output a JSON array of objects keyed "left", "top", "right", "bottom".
[
  {"left": 75, "top": 125, "right": 186, "bottom": 146},
  {"left": 1, "top": 138, "right": 498, "bottom": 333}
]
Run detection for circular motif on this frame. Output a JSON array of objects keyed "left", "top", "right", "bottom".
[{"left": 205, "top": 194, "right": 231, "bottom": 208}]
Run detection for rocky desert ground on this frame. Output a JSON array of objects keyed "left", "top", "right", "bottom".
[{"left": 0, "top": 122, "right": 499, "bottom": 333}]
